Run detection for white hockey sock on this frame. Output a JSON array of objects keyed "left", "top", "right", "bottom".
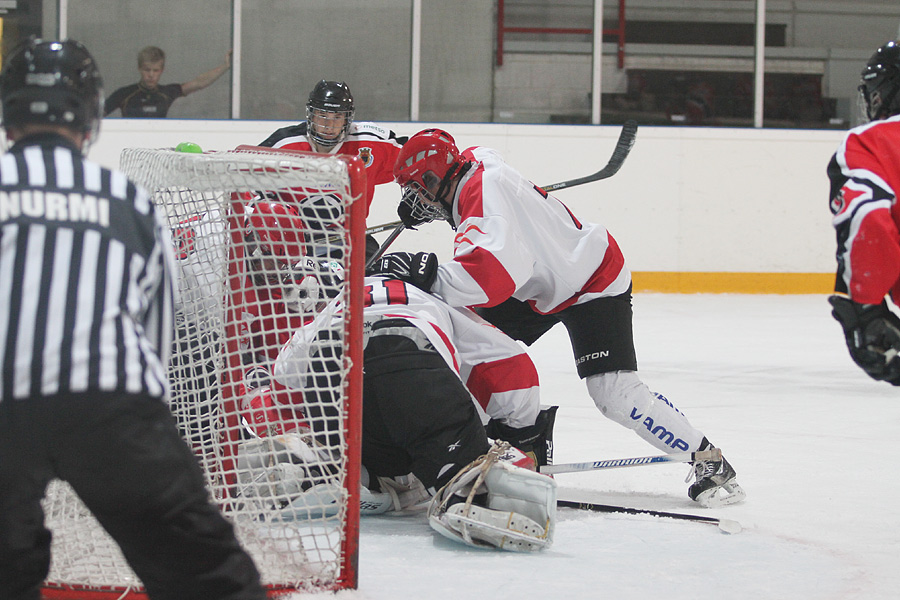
[{"left": 585, "top": 371, "right": 705, "bottom": 453}]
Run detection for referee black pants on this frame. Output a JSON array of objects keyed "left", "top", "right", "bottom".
[{"left": 0, "top": 392, "right": 264, "bottom": 600}]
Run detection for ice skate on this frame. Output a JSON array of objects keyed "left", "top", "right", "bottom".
[{"left": 687, "top": 443, "right": 745, "bottom": 508}]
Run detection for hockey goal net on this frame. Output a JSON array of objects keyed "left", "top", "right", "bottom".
[{"left": 40, "top": 146, "right": 365, "bottom": 597}]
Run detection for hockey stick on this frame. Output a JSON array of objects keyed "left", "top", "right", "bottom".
[
  {"left": 366, "top": 220, "right": 405, "bottom": 236},
  {"left": 557, "top": 500, "right": 742, "bottom": 534},
  {"left": 366, "top": 222, "right": 406, "bottom": 270},
  {"left": 541, "top": 118, "right": 638, "bottom": 192},
  {"left": 365, "top": 119, "right": 639, "bottom": 270},
  {"left": 366, "top": 120, "right": 639, "bottom": 239},
  {"left": 539, "top": 448, "right": 720, "bottom": 476}
]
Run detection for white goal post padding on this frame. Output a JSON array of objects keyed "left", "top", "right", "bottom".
[{"left": 40, "top": 146, "right": 365, "bottom": 597}]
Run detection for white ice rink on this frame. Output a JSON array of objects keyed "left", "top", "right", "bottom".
[{"left": 293, "top": 293, "right": 899, "bottom": 600}]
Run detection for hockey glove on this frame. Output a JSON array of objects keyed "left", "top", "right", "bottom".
[
  {"left": 369, "top": 251, "right": 438, "bottom": 291},
  {"left": 486, "top": 406, "right": 558, "bottom": 468},
  {"left": 828, "top": 294, "right": 900, "bottom": 385}
]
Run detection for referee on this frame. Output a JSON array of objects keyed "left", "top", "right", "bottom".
[{"left": 0, "top": 39, "right": 265, "bottom": 600}]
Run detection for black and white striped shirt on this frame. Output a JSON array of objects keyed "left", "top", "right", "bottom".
[{"left": 0, "top": 133, "right": 176, "bottom": 401}]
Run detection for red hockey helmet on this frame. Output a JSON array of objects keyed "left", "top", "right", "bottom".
[
  {"left": 393, "top": 128, "right": 465, "bottom": 224},
  {"left": 245, "top": 201, "right": 307, "bottom": 289},
  {"left": 246, "top": 201, "right": 307, "bottom": 262}
]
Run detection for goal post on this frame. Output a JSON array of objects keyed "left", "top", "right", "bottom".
[{"left": 40, "top": 146, "right": 365, "bottom": 596}]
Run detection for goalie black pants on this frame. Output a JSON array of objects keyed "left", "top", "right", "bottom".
[
  {"left": 0, "top": 392, "right": 265, "bottom": 600},
  {"left": 362, "top": 332, "right": 491, "bottom": 492}
]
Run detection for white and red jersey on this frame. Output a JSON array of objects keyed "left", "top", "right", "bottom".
[
  {"left": 274, "top": 276, "right": 541, "bottom": 428},
  {"left": 828, "top": 114, "right": 900, "bottom": 305},
  {"left": 260, "top": 121, "right": 405, "bottom": 217},
  {"left": 431, "top": 146, "right": 632, "bottom": 313}
]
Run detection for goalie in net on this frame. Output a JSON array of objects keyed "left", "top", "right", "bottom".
[
  {"left": 269, "top": 270, "right": 558, "bottom": 551},
  {"left": 171, "top": 190, "right": 558, "bottom": 552}
]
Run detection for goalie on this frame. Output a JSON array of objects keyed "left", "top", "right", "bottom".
[{"left": 266, "top": 272, "right": 557, "bottom": 551}]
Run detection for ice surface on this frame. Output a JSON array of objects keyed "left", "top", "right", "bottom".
[{"left": 284, "top": 294, "right": 899, "bottom": 600}]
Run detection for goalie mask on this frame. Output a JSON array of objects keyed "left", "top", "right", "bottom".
[
  {"left": 394, "top": 128, "right": 468, "bottom": 226},
  {"left": 0, "top": 37, "right": 104, "bottom": 145},
  {"left": 282, "top": 257, "right": 344, "bottom": 314},
  {"left": 859, "top": 40, "right": 900, "bottom": 122},
  {"left": 306, "top": 80, "right": 354, "bottom": 150}
]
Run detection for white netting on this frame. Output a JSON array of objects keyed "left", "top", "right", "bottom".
[{"left": 41, "top": 146, "right": 363, "bottom": 596}]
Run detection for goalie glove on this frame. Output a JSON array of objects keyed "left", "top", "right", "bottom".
[
  {"left": 829, "top": 294, "right": 900, "bottom": 385},
  {"left": 427, "top": 441, "right": 556, "bottom": 552},
  {"left": 368, "top": 251, "right": 438, "bottom": 292}
]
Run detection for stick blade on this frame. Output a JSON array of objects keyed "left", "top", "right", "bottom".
[{"left": 717, "top": 518, "right": 743, "bottom": 535}]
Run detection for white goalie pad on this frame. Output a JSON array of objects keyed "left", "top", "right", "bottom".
[
  {"left": 235, "top": 432, "right": 344, "bottom": 521},
  {"left": 427, "top": 443, "right": 557, "bottom": 552}
]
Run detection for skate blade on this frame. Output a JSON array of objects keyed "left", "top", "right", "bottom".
[{"left": 696, "top": 481, "right": 746, "bottom": 508}]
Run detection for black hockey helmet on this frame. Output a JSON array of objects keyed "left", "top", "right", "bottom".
[
  {"left": 859, "top": 40, "right": 900, "bottom": 121},
  {"left": 0, "top": 37, "right": 103, "bottom": 141},
  {"left": 306, "top": 80, "right": 354, "bottom": 149}
]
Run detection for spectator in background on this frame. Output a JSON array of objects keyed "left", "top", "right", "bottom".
[{"left": 104, "top": 46, "right": 231, "bottom": 118}]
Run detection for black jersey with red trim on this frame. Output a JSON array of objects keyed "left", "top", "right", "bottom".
[{"left": 104, "top": 83, "right": 184, "bottom": 118}]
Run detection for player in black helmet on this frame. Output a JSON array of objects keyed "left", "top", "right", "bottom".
[
  {"left": 306, "top": 79, "right": 355, "bottom": 150},
  {"left": 857, "top": 40, "right": 900, "bottom": 122},
  {"left": 828, "top": 40, "right": 900, "bottom": 385},
  {"left": 0, "top": 37, "right": 265, "bottom": 600},
  {"left": 259, "top": 79, "right": 406, "bottom": 220}
]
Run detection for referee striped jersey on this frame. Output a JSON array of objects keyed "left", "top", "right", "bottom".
[{"left": 0, "top": 133, "right": 176, "bottom": 402}]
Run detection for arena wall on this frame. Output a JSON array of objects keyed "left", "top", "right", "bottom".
[{"left": 84, "top": 120, "right": 846, "bottom": 293}]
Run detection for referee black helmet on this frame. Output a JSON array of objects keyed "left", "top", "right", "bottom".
[{"left": 0, "top": 37, "right": 103, "bottom": 140}]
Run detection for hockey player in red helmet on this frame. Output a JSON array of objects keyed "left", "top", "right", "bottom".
[
  {"left": 393, "top": 128, "right": 465, "bottom": 228},
  {"left": 374, "top": 127, "right": 746, "bottom": 508},
  {"left": 828, "top": 40, "right": 900, "bottom": 385},
  {"left": 245, "top": 201, "right": 307, "bottom": 286}
]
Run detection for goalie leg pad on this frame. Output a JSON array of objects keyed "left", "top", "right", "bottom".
[
  {"left": 427, "top": 442, "right": 557, "bottom": 552},
  {"left": 235, "top": 433, "right": 342, "bottom": 520},
  {"left": 436, "top": 503, "right": 550, "bottom": 552}
]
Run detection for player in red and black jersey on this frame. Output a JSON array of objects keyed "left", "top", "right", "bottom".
[
  {"left": 259, "top": 80, "right": 406, "bottom": 220},
  {"left": 828, "top": 40, "right": 900, "bottom": 385}
]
